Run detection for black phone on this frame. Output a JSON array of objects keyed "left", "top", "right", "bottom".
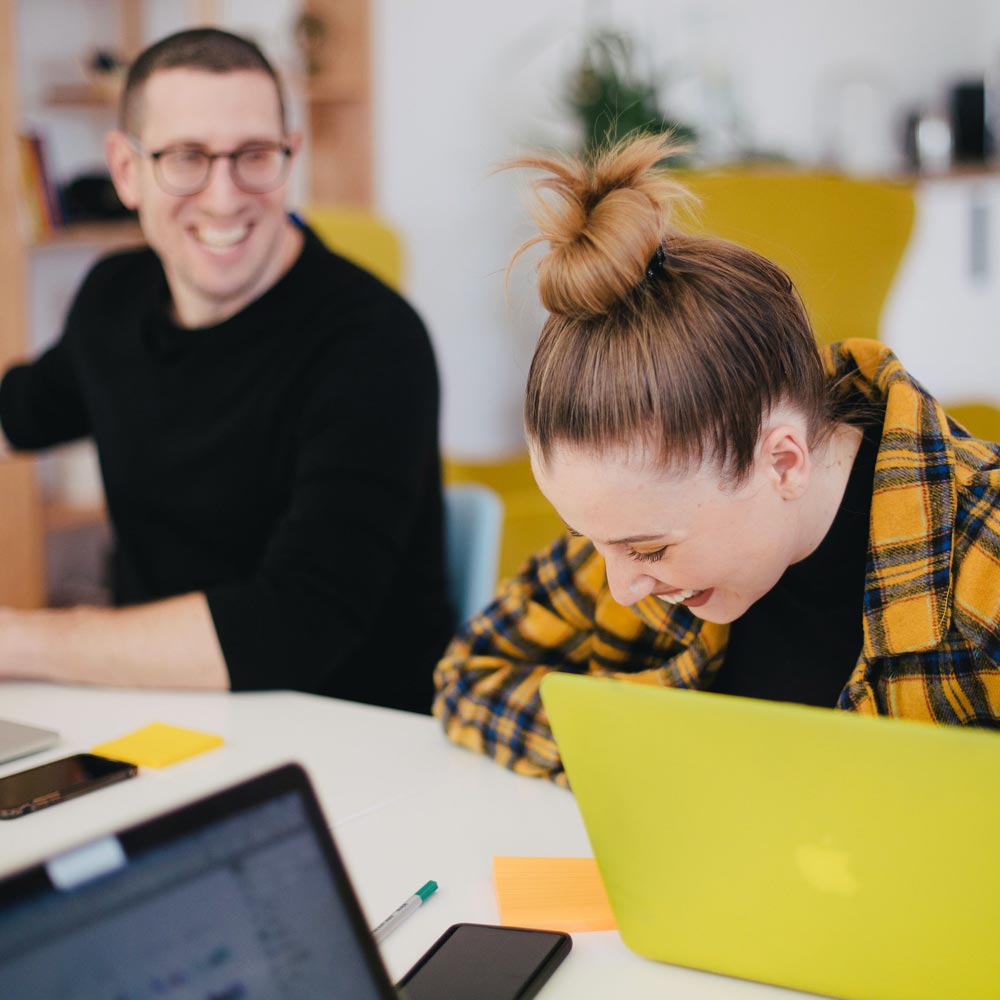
[
  {"left": 396, "top": 923, "right": 572, "bottom": 1000},
  {"left": 0, "top": 753, "right": 137, "bottom": 819}
]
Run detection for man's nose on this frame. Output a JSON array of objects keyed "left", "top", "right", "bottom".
[{"left": 197, "top": 157, "right": 244, "bottom": 209}]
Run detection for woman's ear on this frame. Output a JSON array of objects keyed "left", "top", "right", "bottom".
[{"left": 760, "top": 423, "right": 810, "bottom": 500}]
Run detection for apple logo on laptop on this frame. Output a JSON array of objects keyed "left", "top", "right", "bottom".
[{"left": 795, "top": 839, "right": 859, "bottom": 896}]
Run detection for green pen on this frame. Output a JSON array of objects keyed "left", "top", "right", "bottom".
[{"left": 372, "top": 880, "right": 438, "bottom": 943}]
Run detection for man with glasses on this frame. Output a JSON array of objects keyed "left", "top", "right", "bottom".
[{"left": 0, "top": 29, "right": 452, "bottom": 712}]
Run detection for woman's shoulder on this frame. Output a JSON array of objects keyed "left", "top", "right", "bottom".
[
  {"left": 952, "top": 432, "right": 1000, "bottom": 516},
  {"left": 950, "top": 438, "right": 1000, "bottom": 647}
]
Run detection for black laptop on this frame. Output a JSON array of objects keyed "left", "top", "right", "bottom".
[{"left": 0, "top": 763, "right": 398, "bottom": 998}]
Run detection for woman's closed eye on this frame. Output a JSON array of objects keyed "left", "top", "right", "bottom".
[{"left": 628, "top": 546, "right": 668, "bottom": 563}]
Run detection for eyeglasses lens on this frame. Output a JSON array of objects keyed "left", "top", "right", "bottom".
[
  {"left": 155, "top": 146, "right": 288, "bottom": 195},
  {"left": 233, "top": 147, "right": 288, "bottom": 191}
]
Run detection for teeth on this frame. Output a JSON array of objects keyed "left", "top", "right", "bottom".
[
  {"left": 656, "top": 588, "right": 702, "bottom": 605},
  {"left": 195, "top": 225, "right": 249, "bottom": 249}
]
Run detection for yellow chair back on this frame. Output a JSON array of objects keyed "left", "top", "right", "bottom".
[
  {"left": 680, "top": 171, "right": 916, "bottom": 344},
  {"left": 302, "top": 205, "right": 404, "bottom": 290},
  {"left": 946, "top": 401, "right": 1000, "bottom": 442}
]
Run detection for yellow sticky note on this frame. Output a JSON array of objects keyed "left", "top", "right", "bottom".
[
  {"left": 92, "top": 722, "right": 224, "bottom": 769},
  {"left": 493, "top": 856, "right": 617, "bottom": 932}
]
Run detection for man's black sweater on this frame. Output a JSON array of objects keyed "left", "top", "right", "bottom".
[{"left": 0, "top": 225, "right": 452, "bottom": 713}]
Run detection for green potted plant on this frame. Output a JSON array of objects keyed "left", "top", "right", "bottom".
[{"left": 567, "top": 28, "right": 696, "bottom": 160}]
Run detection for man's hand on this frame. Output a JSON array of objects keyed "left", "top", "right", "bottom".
[{"left": 0, "top": 593, "right": 230, "bottom": 690}]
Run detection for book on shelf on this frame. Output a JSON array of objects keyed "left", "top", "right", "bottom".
[
  {"left": 16, "top": 131, "right": 65, "bottom": 243},
  {"left": 31, "top": 133, "right": 64, "bottom": 230}
]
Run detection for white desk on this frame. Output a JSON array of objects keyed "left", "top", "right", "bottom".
[{"left": 0, "top": 682, "right": 807, "bottom": 999}]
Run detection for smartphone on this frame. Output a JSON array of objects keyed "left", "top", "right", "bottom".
[
  {"left": 396, "top": 923, "right": 572, "bottom": 1000},
  {"left": 0, "top": 753, "right": 137, "bottom": 819}
]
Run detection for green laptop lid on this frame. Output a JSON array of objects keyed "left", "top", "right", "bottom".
[{"left": 541, "top": 672, "right": 1000, "bottom": 1000}]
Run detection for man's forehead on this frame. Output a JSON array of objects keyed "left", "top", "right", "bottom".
[{"left": 136, "top": 67, "right": 283, "bottom": 144}]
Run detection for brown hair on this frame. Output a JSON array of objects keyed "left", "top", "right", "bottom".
[
  {"left": 120, "top": 28, "right": 285, "bottom": 135},
  {"left": 510, "top": 133, "right": 833, "bottom": 485}
]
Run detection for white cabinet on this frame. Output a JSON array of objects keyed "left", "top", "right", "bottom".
[{"left": 882, "top": 174, "right": 1000, "bottom": 409}]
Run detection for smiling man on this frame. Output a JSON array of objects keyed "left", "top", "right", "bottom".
[{"left": 0, "top": 29, "right": 451, "bottom": 711}]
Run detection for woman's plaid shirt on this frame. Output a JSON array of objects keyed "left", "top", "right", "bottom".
[{"left": 433, "top": 340, "right": 1000, "bottom": 784}]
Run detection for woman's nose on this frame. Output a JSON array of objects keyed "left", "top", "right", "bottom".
[{"left": 604, "top": 552, "right": 655, "bottom": 606}]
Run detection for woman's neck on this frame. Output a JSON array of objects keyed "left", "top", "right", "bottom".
[{"left": 794, "top": 423, "right": 865, "bottom": 564}]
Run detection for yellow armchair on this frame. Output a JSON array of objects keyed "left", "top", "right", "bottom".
[
  {"left": 681, "top": 170, "right": 916, "bottom": 345},
  {"left": 302, "top": 205, "right": 403, "bottom": 291},
  {"left": 945, "top": 402, "right": 1000, "bottom": 442}
]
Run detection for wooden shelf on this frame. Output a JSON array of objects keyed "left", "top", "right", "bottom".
[
  {"left": 43, "top": 500, "right": 107, "bottom": 532},
  {"left": 305, "top": 83, "right": 367, "bottom": 104},
  {"left": 29, "top": 219, "right": 144, "bottom": 251},
  {"left": 43, "top": 80, "right": 123, "bottom": 109},
  {"left": 42, "top": 84, "right": 120, "bottom": 110},
  {"left": 901, "top": 163, "right": 1000, "bottom": 182}
]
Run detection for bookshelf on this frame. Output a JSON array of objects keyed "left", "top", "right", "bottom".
[{"left": 0, "top": 0, "right": 372, "bottom": 607}]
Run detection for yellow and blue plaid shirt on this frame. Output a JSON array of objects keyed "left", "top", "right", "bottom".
[{"left": 433, "top": 340, "right": 1000, "bottom": 784}]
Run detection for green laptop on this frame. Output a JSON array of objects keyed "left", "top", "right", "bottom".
[{"left": 541, "top": 672, "right": 999, "bottom": 1000}]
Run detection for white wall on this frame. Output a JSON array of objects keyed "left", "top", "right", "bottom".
[
  {"left": 882, "top": 176, "right": 1000, "bottom": 406},
  {"left": 16, "top": 1, "right": 1000, "bottom": 466},
  {"left": 373, "top": 1, "right": 589, "bottom": 459},
  {"left": 374, "top": 0, "right": 1000, "bottom": 458}
]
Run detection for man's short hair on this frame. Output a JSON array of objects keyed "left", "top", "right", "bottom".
[{"left": 119, "top": 27, "right": 286, "bottom": 135}]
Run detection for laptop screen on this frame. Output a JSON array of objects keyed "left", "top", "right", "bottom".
[{"left": 0, "top": 765, "right": 395, "bottom": 999}]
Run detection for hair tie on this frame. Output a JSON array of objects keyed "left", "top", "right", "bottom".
[{"left": 646, "top": 244, "right": 667, "bottom": 280}]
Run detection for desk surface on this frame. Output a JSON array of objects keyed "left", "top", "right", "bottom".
[{"left": 0, "top": 682, "right": 808, "bottom": 999}]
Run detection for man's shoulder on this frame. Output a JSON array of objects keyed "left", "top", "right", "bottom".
[
  {"left": 288, "top": 238, "right": 434, "bottom": 367},
  {"left": 57, "top": 246, "right": 162, "bottom": 339},
  {"left": 78, "top": 244, "right": 162, "bottom": 299},
  {"left": 297, "top": 229, "right": 426, "bottom": 333},
  {"left": 89, "top": 243, "right": 159, "bottom": 277}
]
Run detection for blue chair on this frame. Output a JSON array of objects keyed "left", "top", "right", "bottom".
[{"left": 444, "top": 483, "right": 504, "bottom": 627}]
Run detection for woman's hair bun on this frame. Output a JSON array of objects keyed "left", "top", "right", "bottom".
[{"left": 508, "top": 133, "right": 693, "bottom": 319}]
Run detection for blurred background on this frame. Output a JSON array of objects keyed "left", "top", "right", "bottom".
[{"left": 2, "top": 0, "right": 999, "bottom": 605}]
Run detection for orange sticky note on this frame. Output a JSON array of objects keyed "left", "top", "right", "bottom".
[
  {"left": 493, "top": 856, "right": 617, "bottom": 932},
  {"left": 92, "top": 722, "right": 224, "bottom": 769}
]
